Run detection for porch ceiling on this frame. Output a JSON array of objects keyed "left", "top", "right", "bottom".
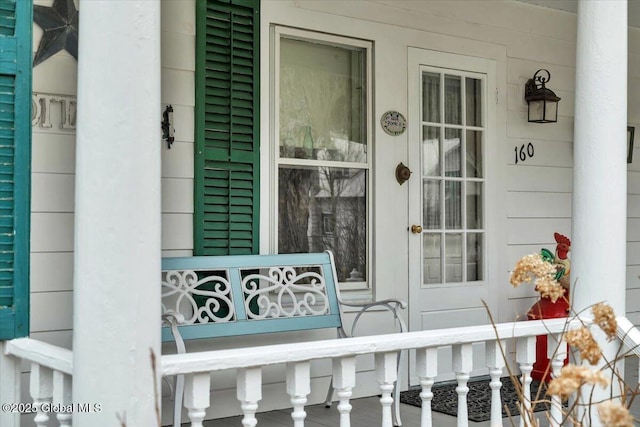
[{"left": 518, "top": 0, "right": 640, "bottom": 28}]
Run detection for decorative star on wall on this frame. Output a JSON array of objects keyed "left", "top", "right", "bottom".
[{"left": 33, "top": 0, "right": 79, "bottom": 67}]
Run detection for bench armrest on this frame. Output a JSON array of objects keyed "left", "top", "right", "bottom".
[
  {"left": 339, "top": 299, "right": 407, "bottom": 337},
  {"left": 162, "top": 312, "right": 187, "bottom": 355}
]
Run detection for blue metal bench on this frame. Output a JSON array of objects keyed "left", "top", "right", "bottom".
[{"left": 161, "top": 250, "right": 407, "bottom": 426}]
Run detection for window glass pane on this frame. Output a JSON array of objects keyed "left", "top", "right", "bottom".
[
  {"left": 423, "top": 179, "right": 441, "bottom": 229},
  {"left": 423, "top": 233, "right": 441, "bottom": 284},
  {"left": 422, "top": 126, "right": 440, "bottom": 176},
  {"left": 279, "top": 38, "right": 366, "bottom": 163},
  {"left": 467, "top": 233, "right": 483, "bottom": 281},
  {"left": 278, "top": 165, "right": 367, "bottom": 282},
  {"left": 445, "top": 233, "right": 462, "bottom": 283},
  {"left": 466, "top": 181, "right": 483, "bottom": 229},
  {"left": 444, "top": 75, "right": 461, "bottom": 125},
  {"left": 465, "top": 77, "right": 482, "bottom": 127},
  {"left": 422, "top": 72, "right": 440, "bottom": 123},
  {"left": 444, "top": 128, "right": 461, "bottom": 177},
  {"left": 466, "top": 130, "right": 483, "bottom": 178},
  {"left": 445, "top": 180, "right": 461, "bottom": 229}
]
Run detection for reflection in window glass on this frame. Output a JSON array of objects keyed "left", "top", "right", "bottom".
[
  {"left": 277, "top": 30, "right": 370, "bottom": 290},
  {"left": 278, "top": 166, "right": 367, "bottom": 283},
  {"left": 445, "top": 180, "right": 461, "bottom": 230},
  {"left": 445, "top": 233, "right": 462, "bottom": 283},
  {"left": 423, "top": 179, "right": 441, "bottom": 229},
  {"left": 423, "top": 233, "right": 441, "bottom": 284},
  {"left": 422, "top": 126, "right": 440, "bottom": 176},
  {"left": 466, "top": 181, "right": 483, "bottom": 230},
  {"left": 422, "top": 72, "right": 440, "bottom": 123},
  {"left": 466, "top": 77, "right": 482, "bottom": 127},
  {"left": 467, "top": 233, "right": 483, "bottom": 281},
  {"left": 444, "top": 128, "right": 461, "bottom": 177},
  {"left": 444, "top": 75, "right": 461, "bottom": 125},
  {"left": 420, "top": 68, "right": 486, "bottom": 286},
  {"left": 279, "top": 38, "right": 366, "bottom": 163},
  {"left": 466, "top": 130, "right": 483, "bottom": 178}
]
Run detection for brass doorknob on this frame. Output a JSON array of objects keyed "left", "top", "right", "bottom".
[{"left": 411, "top": 224, "right": 423, "bottom": 234}]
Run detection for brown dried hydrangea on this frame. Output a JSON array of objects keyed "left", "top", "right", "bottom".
[
  {"left": 565, "top": 327, "right": 602, "bottom": 365},
  {"left": 597, "top": 401, "right": 634, "bottom": 427},
  {"left": 593, "top": 302, "right": 618, "bottom": 342},
  {"left": 547, "top": 364, "right": 609, "bottom": 399},
  {"left": 535, "top": 276, "right": 565, "bottom": 302},
  {"left": 510, "top": 253, "right": 565, "bottom": 302}
]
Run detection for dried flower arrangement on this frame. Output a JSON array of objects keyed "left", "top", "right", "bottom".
[
  {"left": 500, "top": 240, "right": 637, "bottom": 427},
  {"left": 539, "top": 302, "right": 634, "bottom": 427},
  {"left": 510, "top": 232, "right": 571, "bottom": 304}
]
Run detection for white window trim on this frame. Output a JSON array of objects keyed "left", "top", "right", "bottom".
[{"left": 269, "top": 25, "right": 374, "bottom": 293}]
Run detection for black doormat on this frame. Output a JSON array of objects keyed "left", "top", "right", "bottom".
[{"left": 399, "top": 377, "right": 551, "bottom": 422}]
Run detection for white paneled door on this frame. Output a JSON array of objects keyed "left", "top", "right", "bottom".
[{"left": 407, "top": 48, "right": 498, "bottom": 380}]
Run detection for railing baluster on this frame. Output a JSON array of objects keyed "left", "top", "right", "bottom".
[
  {"left": 53, "top": 370, "right": 72, "bottom": 427},
  {"left": 0, "top": 345, "right": 20, "bottom": 427},
  {"left": 184, "top": 373, "right": 211, "bottom": 427},
  {"left": 286, "top": 361, "right": 310, "bottom": 427},
  {"left": 416, "top": 347, "right": 438, "bottom": 427},
  {"left": 237, "top": 367, "right": 262, "bottom": 427},
  {"left": 548, "top": 333, "right": 566, "bottom": 427},
  {"left": 517, "top": 337, "right": 536, "bottom": 427},
  {"left": 332, "top": 356, "right": 356, "bottom": 427},
  {"left": 30, "top": 363, "right": 53, "bottom": 427},
  {"left": 375, "top": 352, "right": 397, "bottom": 427},
  {"left": 486, "top": 340, "right": 505, "bottom": 427},
  {"left": 453, "top": 344, "right": 472, "bottom": 427}
]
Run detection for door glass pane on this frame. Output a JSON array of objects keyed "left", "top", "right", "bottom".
[
  {"left": 467, "top": 233, "right": 483, "bottom": 281},
  {"left": 423, "top": 179, "right": 441, "bottom": 229},
  {"left": 444, "top": 128, "right": 461, "bottom": 177},
  {"left": 444, "top": 75, "right": 461, "bottom": 125},
  {"left": 417, "top": 68, "right": 486, "bottom": 288},
  {"left": 278, "top": 165, "right": 367, "bottom": 282},
  {"left": 445, "top": 180, "right": 461, "bottom": 229},
  {"left": 466, "top": 130, "right": 483, "bottom": 178},
  {"left": 423, "top": 126, "right": 440, "bottom": 176},
  {"left": 422, "top": 72, "right": 440, "bottom": 123},
  {"left": 279, "top": 38, "right": 366, "bottom": 163},
  {"left": 445, "top": 233, "right": 462, "bottom": 283},
  {"left": 466, "top": 181, "right": 483, "bottom": 229},
  {"left": 465, "top": 77, "right": 482, "bottom": 127},
  {"left": 423, "top": 233, "right": 441, "bottom": 284}
]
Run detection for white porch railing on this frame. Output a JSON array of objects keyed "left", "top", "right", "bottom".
[
  {"left": 1, "top": 339, "right": 73, "bottom": 427},
  {"left": 3, "top": 317, "right": 639, "bottom": 427}
]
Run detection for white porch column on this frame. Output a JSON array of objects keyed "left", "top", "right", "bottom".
[
  {"left": 72, "top": 1, "right": 161, "bottom": 425},
  {"left": 572, "top": 0, "right": 626, "bottom": 418}
]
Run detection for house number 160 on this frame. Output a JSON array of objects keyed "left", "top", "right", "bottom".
[{"left": 514, "top": 143, "right": 534, "bottom": 164}]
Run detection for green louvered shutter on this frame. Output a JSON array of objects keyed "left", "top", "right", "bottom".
[
  {"left": 194, "top": 0, "right": 259, "bottom": 256},
  {"left": 0, "top": 0, "right": 31, "bottom": 339}
]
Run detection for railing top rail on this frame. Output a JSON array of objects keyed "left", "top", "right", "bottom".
[
  {"left": 3, "top": 338, "right": 73, "bottom": 374},
  {"left": 616, "top": 316, "right": 640, "bottom": 356},
  {"left": 161, "top": 317, "right": 580, "bottom": 376}
]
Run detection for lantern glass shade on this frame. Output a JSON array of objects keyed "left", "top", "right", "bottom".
[{"left": 528, "top": 98, "right": 558, "bottom": 123}]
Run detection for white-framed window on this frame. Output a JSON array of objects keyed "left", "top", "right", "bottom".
[{"left": 272, "top": 26, "right": 372, "bottom": 291}]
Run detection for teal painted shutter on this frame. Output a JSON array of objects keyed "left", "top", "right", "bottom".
[
  {"left": 194, "top": 0, "right": 260, "bottom": 256},
  {"left": 0, "top": 0, "right": 31, "bottom": 339}
]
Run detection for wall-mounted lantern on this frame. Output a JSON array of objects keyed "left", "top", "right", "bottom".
[
  {"left": 161, "top": 105, "right": 175, "bottom": 148},
  {"left": 525, "top": 69, "right": 561, "bottom": 123}
]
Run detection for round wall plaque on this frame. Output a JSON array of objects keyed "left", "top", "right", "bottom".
[{"left": 380, "top": 111, "right": 407, "bottom": 136}]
